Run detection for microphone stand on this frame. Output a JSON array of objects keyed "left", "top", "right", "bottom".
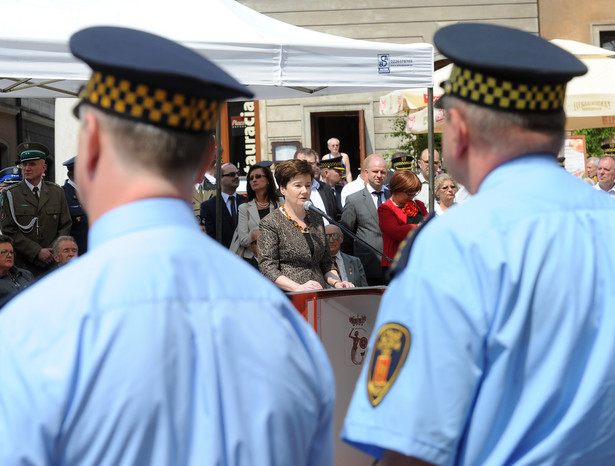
[{"left": 304, "top": 202, "right": 394, "bottom": 263}]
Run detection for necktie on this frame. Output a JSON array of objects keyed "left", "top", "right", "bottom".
[
  {"left": 331, "top": 256, "right": 342, "bottom": 280},
  {"left": 33, "top": 186, "right": 39, "bottom": 199},
  {"left": 332, "top": 256, "right": 341, "bottom": 277},
  {"left": 229, "top": 195, "right": 238, "bottom": 226},
  {"left": 373, "top": 191, "right": 384, "bottom": 206}
]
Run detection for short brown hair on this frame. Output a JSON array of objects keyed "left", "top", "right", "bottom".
[
  {"left": 274, "top": 159, "right": 314, "bottom": 188},
  {"left": 294, "top": 147, "right": 318, "bottom": 161},
  {"left": 388, "top": 170, "right": 422, "bottom": 195}
]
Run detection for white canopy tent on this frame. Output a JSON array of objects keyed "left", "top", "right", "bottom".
[{"left": 0, "top": 0, "right": 433, "bottom": 100}]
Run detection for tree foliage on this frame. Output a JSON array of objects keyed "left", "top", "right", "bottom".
[
  {"left": 572, "top": 127, "right": 615, "bottom": 157},
  {"left": 385, "top": 115, "right": 442, "bottom": 168}
]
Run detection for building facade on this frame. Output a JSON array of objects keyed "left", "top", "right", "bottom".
[
  {"left": 4, "top": 1, "right": 614, "bottom": 178},
  {"left": 235, "top": 0, "right": 541, "bottom": 177}
]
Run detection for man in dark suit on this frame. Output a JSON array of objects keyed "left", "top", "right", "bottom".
[
  {"left": 294, "top": 148, "right": 339, "bottom": 223},
  {"left": 320, "top": 156, "right": 345, "bottom": 217},
  {"left": 61, "top": 156, "right": 89, "bottom": 254},
  {"left": 325, "top": 224, "right": 367, "bottom": 287},
  {"left": 341, "top": 154, "right": 389, "bottom": 286},
  {"left": 200, "top": 162, "right": 246, "bottom": 248}
]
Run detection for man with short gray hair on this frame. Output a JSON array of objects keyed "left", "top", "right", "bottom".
[
  {"left": 585, "top": 156, "right": 599, "bottom": 184},
  {"left": 594, "top": 155, "right": 615, "bottom": 197},
  {"left": 344, "top": 22, "right": 615, "bottom": 465},
  {"left": 51, "top": 235, "right": 78, "bottom": 266},
  {"left": 0, "top": 26, "right": 334, "bottom": 466}
]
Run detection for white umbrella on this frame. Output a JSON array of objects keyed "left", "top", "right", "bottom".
[
  {"left": 381, "top": 39, "right": 615, "bottom": 133},
  {"left": 555, "top": 40, "right": 615, "bottom": 130}
]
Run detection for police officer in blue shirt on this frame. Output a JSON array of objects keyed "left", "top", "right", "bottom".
[
  {"left": 343, "top": 23, "right": 615, "bottom": 465},
  {"left": 0, "top": 27, "right": 335, "bottom": 465}
]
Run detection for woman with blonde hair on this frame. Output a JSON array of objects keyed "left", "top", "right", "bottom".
[{"left": 434, "top": 173, "right": 457, "bottom": 216}]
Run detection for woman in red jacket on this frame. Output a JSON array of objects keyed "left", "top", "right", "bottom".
[{"left": 378, "top": 169, "right": 428, "bottom": 282}]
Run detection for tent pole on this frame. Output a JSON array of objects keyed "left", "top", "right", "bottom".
[
  {"left": 427, "top": 87, "right": 434, "bottom": 212},
  {"left": 215, "top": 111, "right": 223, "bottom": 245}
]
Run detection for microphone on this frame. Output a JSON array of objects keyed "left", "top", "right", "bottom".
[
  {"left": 303, "top": 201, "right": 393, "bottom": 263},
  {"left": 303, "top": 201, "right": 336, "bottom": 224}
]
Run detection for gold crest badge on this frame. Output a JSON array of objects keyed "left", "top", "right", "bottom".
[{"left": 367, "top": 323, "right": 411, "bottom": 406}]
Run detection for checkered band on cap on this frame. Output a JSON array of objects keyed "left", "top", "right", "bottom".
[
  {"left": 82, "top": 71, "right": 220, "bottom": 132},
  {"left": 392, "top": 157, "right": 412, "bottom": 170},
  {"left": 320, "top": 160, "right": 342, "bottom": 169},
  {"left": 444, "top": 65, "right": 567, "bottom": 112},
  {"left": 601, "top": 143, "right": 615, "bottom": 154}
]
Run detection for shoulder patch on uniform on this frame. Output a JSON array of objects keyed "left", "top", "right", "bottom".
[{"left": 367, "top": 322, "right": 411, "bottom": 407}]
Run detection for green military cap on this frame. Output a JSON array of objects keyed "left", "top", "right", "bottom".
[{"left": 16, "top": 142, "right": 49, "bottom": 164}]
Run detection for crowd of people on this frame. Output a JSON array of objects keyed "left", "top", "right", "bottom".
[
  {"left": 194, "top": 132, "right": 615, "bottom": 294},
  {"left": 1, "top": 20, "right": 615, "bottom": 466},
  {"left": 195, "top": 142, "right": 471, "bottom": 291}
]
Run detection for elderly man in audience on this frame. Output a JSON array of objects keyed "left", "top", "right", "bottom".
[
  {"left": 594, "top": 156, "right": 615, "bottom": 197},
  {"left": 0, "top": 234, "right": 33, "bottom": 298},
  {"left": 584, "top": 156, "right": 599, "bottom": 185},
  {"left": 52, "top": 235, "right": 79, "bottom": 266},
  {"left": 325, "top": 224, "right": 367, "bottom": 288}
]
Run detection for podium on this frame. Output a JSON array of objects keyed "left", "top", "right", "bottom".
[{"left": 288, "top": 286, "right": 386, "bottom": 466}]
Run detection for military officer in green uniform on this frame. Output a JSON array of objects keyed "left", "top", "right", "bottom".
[{"left": 0, "top": 142, "right": 72, "bottom": 276}]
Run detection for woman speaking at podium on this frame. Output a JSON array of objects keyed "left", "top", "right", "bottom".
[{"left": 258, "top": 159, "right": 354, "bottom": 292}]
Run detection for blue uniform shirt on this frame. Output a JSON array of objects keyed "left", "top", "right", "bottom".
[
  {"left": 0, "top": 198, "right": 334, "bottom": 466},
  {"left": 343, "top": 155, "right": 615, "bottom": 465}
]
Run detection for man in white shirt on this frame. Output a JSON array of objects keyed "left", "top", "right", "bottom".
[
  {"left": 340, "top": 156, "right": 376, "bottom": 207},
  {"left": 594, "top": 155, "right": 615, "bottom": 198}
]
